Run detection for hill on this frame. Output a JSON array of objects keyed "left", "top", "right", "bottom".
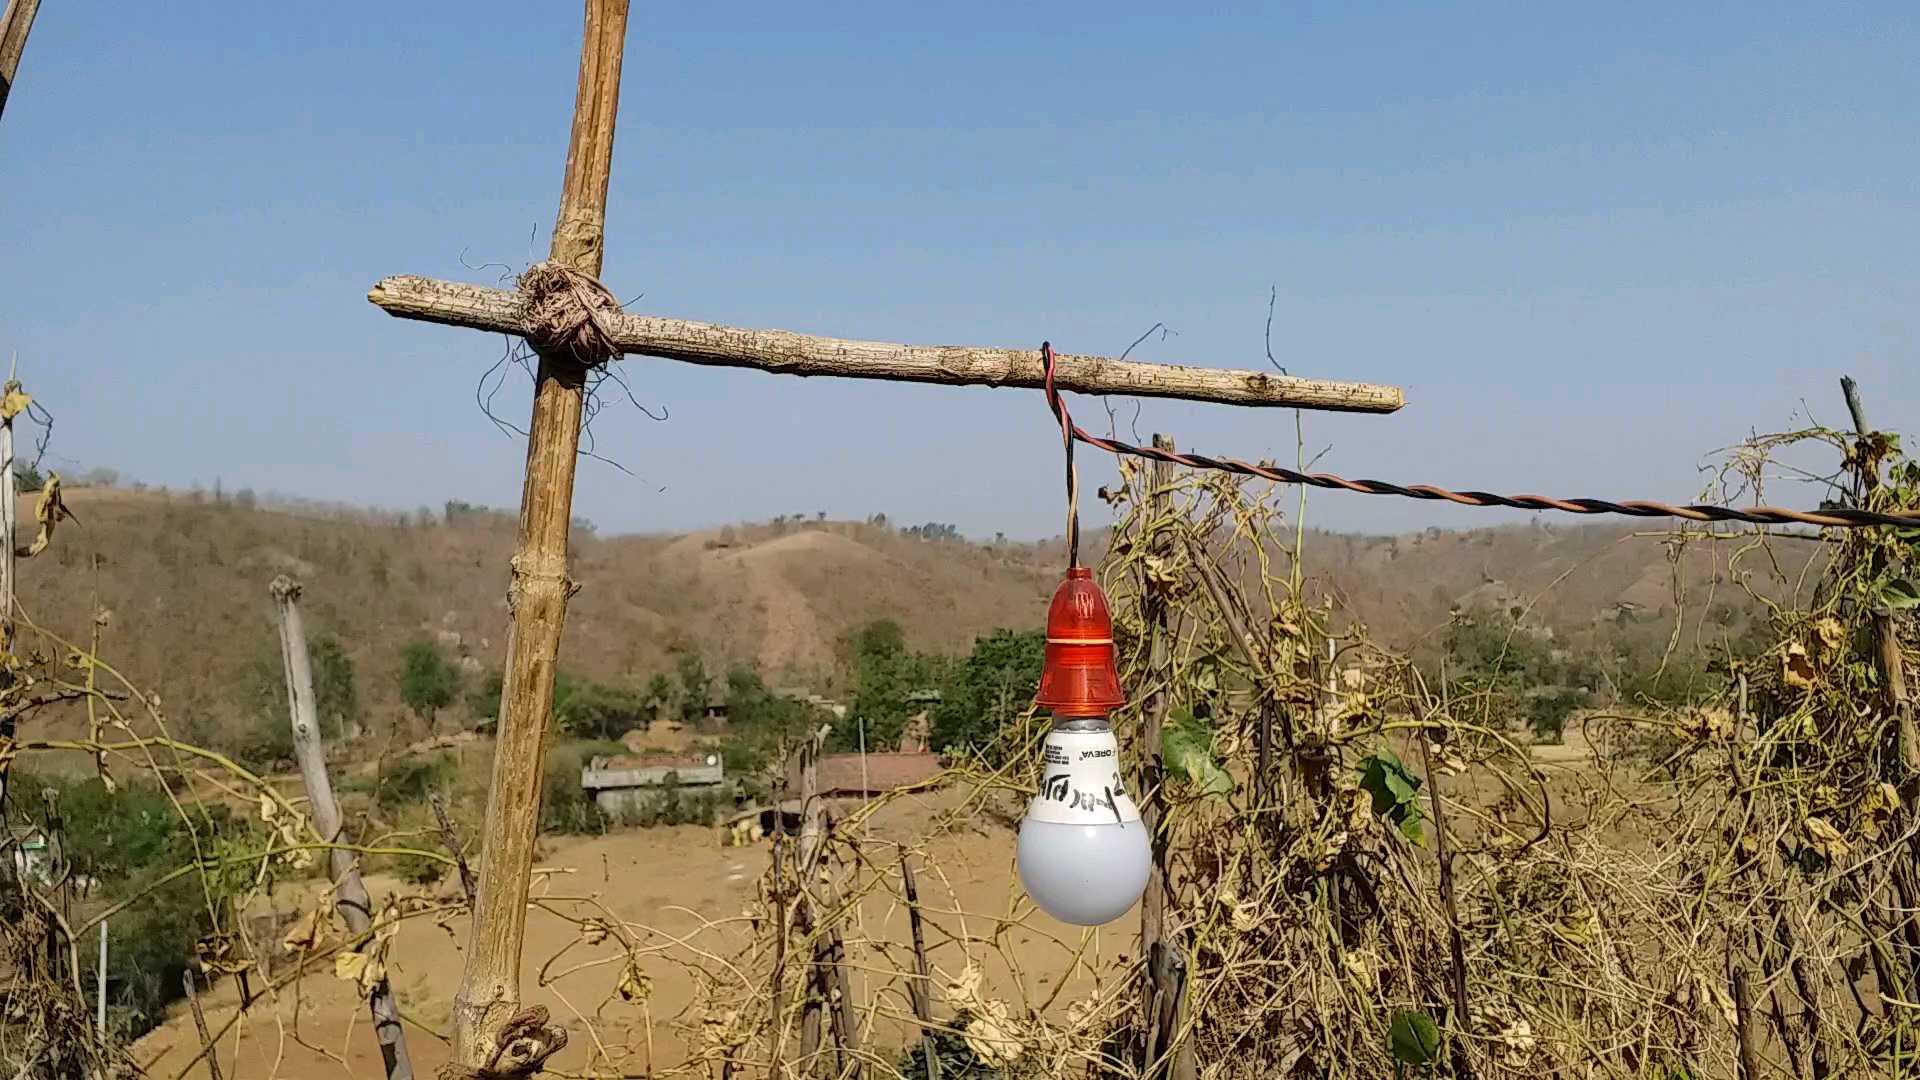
[{"left": 14, "top": 486, "right": 1803, "bottom": 756}]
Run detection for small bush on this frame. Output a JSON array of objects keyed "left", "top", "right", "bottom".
[{"left": 540, "top": 740, "right": 623, "bottom": 834}]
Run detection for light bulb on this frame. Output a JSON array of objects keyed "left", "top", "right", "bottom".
[{"left": 1016, "top": 715, "right": 1150, "bottom": 926}]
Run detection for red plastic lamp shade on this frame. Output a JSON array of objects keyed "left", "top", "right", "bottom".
[{"left": 1035, "top": 567, "right": 1126, "bottom": 716}]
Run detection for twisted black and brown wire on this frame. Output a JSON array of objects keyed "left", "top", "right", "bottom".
[{"left": 1039, "top": 342, "right": 1920, "bottom": 533}]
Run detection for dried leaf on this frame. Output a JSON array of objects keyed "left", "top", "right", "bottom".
[
  {"left": 963, "top": 998, "right": 1023, "bottom": 1067},
  {"left": 16, "top": 474, "right": 68, "bottom": 559},
  {"left": 281, "top": 909, "right": 327, "bottom": 955},
  {"left": 0, "top": 387, "right": 31, "bottom": 420},
  {"left": 1804, "top": 816, "right": 1849, "bottom": 860},
  {"left": 617, "top": 961, "right": 652, "bottom": 1003},
  {"left": 1782, "top": 643, "right": 1816, "bottom": 689},
  {"left": 1813, "top": 616, "right": 1847, "bottom": 654}
]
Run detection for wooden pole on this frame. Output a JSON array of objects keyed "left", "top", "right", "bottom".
[
  {"left": 368, "top": 276, "right": 1405, "bottom": 414},
  {"left": 900, "top": 853, "right": 940, "bottom": 1080},
  {"left": 767, "top": 827, "right": 789, "bottom": 1079},
  {"left": 0, "top": 0, "right": 44, "bottom": 123},
  {"left": 1417, "top": 723, "right": 1474, "bottom": 1078},
  {"left": 182, "top": 968, "right": 225, "bottom": 1080},
  {"left": 0, "top": 367, "right": 17, "bottom": 819},
  {"left": 271, "top": 576, "right": 413, "bottom": 1080},
  {"left": 796, "top": 736, "right": 824, "bottom": 1072},
  {"left": 1136, "top": 434, "right": 1194, "bottom": 1080},
  {"left": 454, "top": 0, "right": 629, "bottom": 1066}
]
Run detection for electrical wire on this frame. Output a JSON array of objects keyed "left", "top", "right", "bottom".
[{"left": 1038, "top": 342, "right": 1920, "bottom": 532}]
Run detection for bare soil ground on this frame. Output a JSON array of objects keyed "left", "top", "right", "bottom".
[{"left": 132, "top": 785, "right": 1109, "bottom": 1080}]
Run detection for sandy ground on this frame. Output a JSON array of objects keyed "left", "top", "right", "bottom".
[{"left": 132, "top": 786, "right": 1116, "bottom": 1080}]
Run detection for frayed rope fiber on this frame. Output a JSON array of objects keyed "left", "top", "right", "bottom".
[{"left": 517, "top": 261, "right": 622, "bottom": 367}]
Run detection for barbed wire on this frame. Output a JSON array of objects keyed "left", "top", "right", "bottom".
[{"left": 1039, "top": 342, "right": 1920, "bottom": 530}]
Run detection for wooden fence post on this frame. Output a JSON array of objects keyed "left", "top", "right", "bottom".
[{"left": 271, "top": 576, "right": 413, "bottom": 1080}]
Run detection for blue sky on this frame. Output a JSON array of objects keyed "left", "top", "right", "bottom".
[{"left": 2, "top": 2, "right": 1914, "bottom": 538}]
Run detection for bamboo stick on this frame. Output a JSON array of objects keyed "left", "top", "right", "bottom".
[{"left": 367, "top": 275, "right": 1405, "bottom": 414}]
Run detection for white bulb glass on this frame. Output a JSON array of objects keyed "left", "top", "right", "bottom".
[{"left": 1016, "top": 718, "right": 1150, "bottom": 926}]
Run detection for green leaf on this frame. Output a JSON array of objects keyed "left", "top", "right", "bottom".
[
  {"left": 1880, "top": 578, "right": 1920, "bottom": 611},
  {"left": 1397, "top": 809, "right": 1425, "bottom": 844},
  {"left": 1389, "top": 1009, "right": 1442, "bottom": 1067},
  {"left": 1163, "top": 707, "right": 1235, "bottom": 796},
  {"left": 1359, "top": 749, "right": 1426, "bottom": 846}
]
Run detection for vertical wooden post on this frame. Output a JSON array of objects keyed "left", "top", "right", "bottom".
[
  {"left": 1417, "top": 720, "right": 1474, "bottom": 1078},
  {"left": 455, "top": 0, "right": 629, "bottom": 1065},
  {"left": 767, "top": 827, "right": 789, "bottom": 1079},
  {"left": 1137, "top": 434, "right": 1193, "bottom": 1080},
  {"left": 900, "top": 853, "right": 940, "bottom": 1080},
  {"left": 272, "top": 577, "right": 413, "bottom": 1080},
  {"left": 796, "top": 736, "right": 824, "bottom": 1072},
  {"left": 0, "top": 0, "right": 44, "bottom": 123},
  {"left": 0, "top": 369, "right": 17, "bottom": 819}
]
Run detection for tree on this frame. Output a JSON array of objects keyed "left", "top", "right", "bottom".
[
  {"left": 398, "top": 640, "right": 459, "bottom": 731},
  {"left": 553, "top": 675, "right": 648, "bottom": 741},
  {"left": 645, "top": 668, "right": 675, "bottom": 718},
  {"left": 931, "top": 629, "right": 1045, "bottom": 756},
  {"left": 834, "top": 620, "right": 949, "bottom": 752},
  {"left": 12, "top": 463, "right": 42, "bottom": 492},
  {"left": 308, "top": 634, "right": 360, "bottom": 734},
  {"left": 675, "top": 654, "right": 710, "bottom": 724}
]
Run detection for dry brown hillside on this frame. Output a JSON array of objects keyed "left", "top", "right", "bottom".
[{"left": 15, "top": 486, "right": 1808, "bottom": 752}]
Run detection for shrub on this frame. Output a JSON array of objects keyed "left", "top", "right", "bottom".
[
  {"left": 398, "top": 639, "right": 459, "bottom": 728},
  {"left": 540, "top": 740, "right": 623, "bottom": 834}
]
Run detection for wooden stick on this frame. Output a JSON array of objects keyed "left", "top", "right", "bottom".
[
  {"left": 1137, "top": 434, "right": 1195, "bottom": 1080},
  {"left": 796, "top": 737, "right": 824, "bottom": 1071},
  {"left": 1417, "top": 721, "right": 1475, "bottom": 1079},
  {"left": 182, "top": 968, "right": 224, "bottom": 1080},
  {"left": 0, "top": 0, "right": 44, "bottom": 123},
  {"left": 825, "top": 919, "right": 860, "bottom": 1079},
  {"left": 767, "top": 827, "right": 788, "bottom": 1080},
  {"left": 0, "top": 365, "right": 17, "bottom": 818},
  {"left": 900, "top": 853, "right": 940, "bottom": 1080},
  {"left": 367, "top": 276, "right": 1405, "bottom": 414},
  {"left": 453, "top": 0, "right": 628, "bottom": 1066},
  {"left": 1841, "top": 376, "right": 1920, "bottom": 777},
  {"left": 272, "top": 577, "right": 413, "bottom": 1080},
  {"left": 1730, "top": 962, "right": 1759, "bottom": 1080},
  {"left": 429, "top": 792, "right": 477, "bottom": 905}
]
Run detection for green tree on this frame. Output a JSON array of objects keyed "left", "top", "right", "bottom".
[
  {"left": 675, "top": 654, "right": 711, "bottom": 723},
  {"left": 236, "top": 632, "right": 359, "bottom": 766},
  {"left": 717, "top": 667, "right": 826, "bottom": 783},
  {"left": 834, "top": 620, "right": 949, "bottom": 752},
  {"left": 308, "top": 634, "right": 359, "bottom": 733},
  {"left": 554, "top": 676, "right": 649, "bottom": 741},
  {"left": 931, "top": 629, "right": 1045, "bottom": 756},
  {"left": 467, "top": 669, "right": 504, "bottom": 725},
  {"left": 398, "top": 639, "right": 459, "bottom": 731},
  {"left": 644, "top": 672, "right": 674, "bottom": 720}
]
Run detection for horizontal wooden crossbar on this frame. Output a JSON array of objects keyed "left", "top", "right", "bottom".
[{"left": 367, "top": 275, "right": 1405, "bottom": 413}]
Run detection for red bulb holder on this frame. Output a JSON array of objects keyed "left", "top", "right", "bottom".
[{"left": 1034, "top": 567, "right": 1126, "bottom": 716}]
